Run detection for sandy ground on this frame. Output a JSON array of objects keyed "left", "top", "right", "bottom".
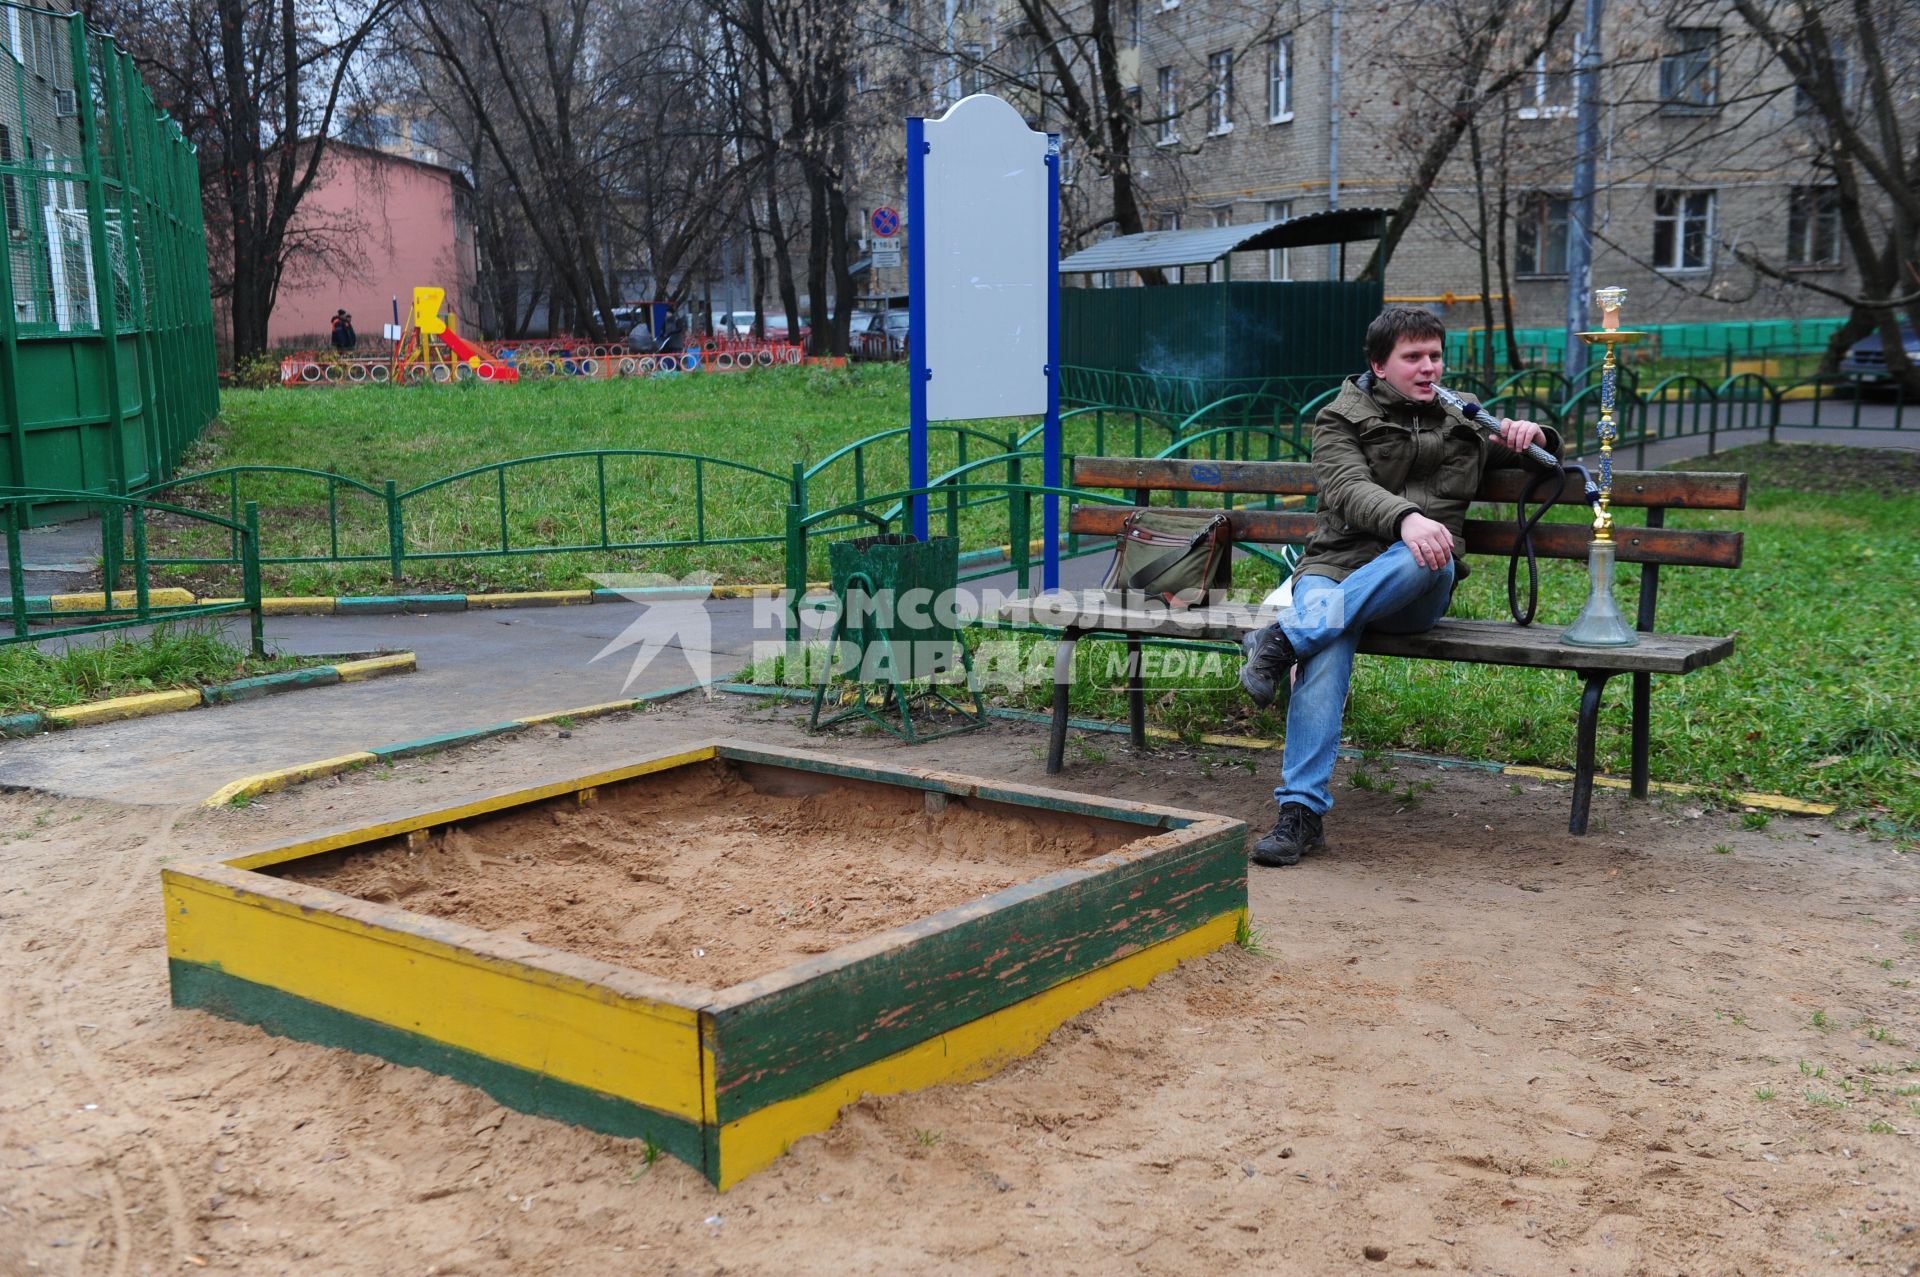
[
  {"left": 278, "top": 758, "right": 1130, "bottom": 987},
  {"left": 2, "top": 694, "right": 1916, "bottom": 1276}
]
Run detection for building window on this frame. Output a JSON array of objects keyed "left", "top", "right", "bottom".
[
  {"left": 960, "top": 43, "right": 986, "bottom": 97},
  {"left": 1058, "top": 139, "right": 1075, "bottom": 186},
  {"left": 1514, "top": 194, "right": 1570, "bottom": 275},
  {"left": 1787, "top": 186, "right": 1840, "bottom": 265},
  {"left": 1128, "top": 0, "right": 1141, "bottom": 46},
  {"left": 1519, "top": 47, "right": 1574, "bottom": 117},
  {"left": 1794, "top": 53, "right": 1849, "bottom": 115},
  {"left": 1208, "top": 51, "right": 1233, "bottom": 135},
  {"left": 1157, "top": 66, "right": 1178, "bottom": 144},
  {"left": 1653, "top": 189, "right": 1714, "bottom": 271},
  {"left": 1265, "top": 199, "right": 1293, "bottom": 280},
  {"left": 1267, "top": 35, "right": 1293, "bottom": 122},
  {"left": 1660, "top": 28, "right": 1718, "bottom": 109}
]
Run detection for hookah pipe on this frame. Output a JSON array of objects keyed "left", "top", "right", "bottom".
[{"left": 1355, "top": 371, "right": 1598, "bottom": 625}]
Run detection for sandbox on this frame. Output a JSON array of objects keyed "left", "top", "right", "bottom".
[{"left": 164, "top": 740, "right": 1247, "bottom": 1188}]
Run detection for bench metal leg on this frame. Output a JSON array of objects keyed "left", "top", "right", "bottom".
[
  {"left": 1126, "top": 637, "right": 1148, "bottom": 753},
  {"left": 1047, "top": 629, "right": 1082, "bottom": 774},
  {"left": 1570, "top": 672, "right": 1613, "bottom": 835},
  {"left": 1630, "top": 672, "right": 1651, "bottom": 799}
]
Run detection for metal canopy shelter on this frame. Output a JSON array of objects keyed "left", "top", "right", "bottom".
[{"left": 1059, "top": 207, "right": 1392, "bottom": 279}]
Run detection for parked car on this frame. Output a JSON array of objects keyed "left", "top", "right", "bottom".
[
  {"left": 1839, "top": 323, "right": 1920, "bottom": 382},
  {"left": 710, "top": 310, "right": 805, "bottom": 342},
  {"left": 855, "top": 309, "right": 910, "bottom": 361}
]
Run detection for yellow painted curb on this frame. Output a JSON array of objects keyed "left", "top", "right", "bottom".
[
  {"left": 1081, "top": 729, "right": 1829, "bottom": 816},
  {"left": 705, "top": 581, "right": 827, "bottom": 599},
  {"left": 46, "top": 688, "right": 203, "bottom": 727},
  {"left": 1501, "top": 765, "right": 1835, "bottom": 816},
  {"left": 201, "top": 596, "right": 337, "bottom": 615},
  {"left": 515, "top": 699, "right": 642, "bottom": 727},
  {"left": 333, "top": 653, "right": 418, "bottom": 682},
  {"left": 48, "top": 587, "right": 195, "bottom": 611},
  {"left": 205, "top": 752, "right": 378, "bottom": 807},
  {"left": 468, "top": 591, "right": 593, "bottom": 608}
]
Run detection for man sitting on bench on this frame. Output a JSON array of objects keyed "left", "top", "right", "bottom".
[{"left": 1239, "top": 307, "right": 1561, "bottom": 867}]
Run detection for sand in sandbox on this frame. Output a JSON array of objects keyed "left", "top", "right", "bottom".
[{"left": 272, "top": 759, "right": 1141, "bottom": 987}]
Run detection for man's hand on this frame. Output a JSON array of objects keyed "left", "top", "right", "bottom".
[
  {"left": 1400, "top": 512, "right": 1454, "bottom": 570},
  {"left": 1496, "top": 417, "right": 1547, "bottom": 452}
]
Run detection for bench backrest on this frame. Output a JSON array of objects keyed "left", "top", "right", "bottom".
[{"left": 1069, "top": 455, "right": 1747, "bottom": 571}]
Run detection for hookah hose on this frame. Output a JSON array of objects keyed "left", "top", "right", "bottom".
[{"left": 1353, "top": 373, "right": 1597, "bottom": 626}]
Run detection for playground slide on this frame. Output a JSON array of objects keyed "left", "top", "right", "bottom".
[{"left": 438, "top": 327, "right": 520, "bottom": 382}]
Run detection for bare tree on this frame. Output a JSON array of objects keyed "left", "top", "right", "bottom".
[
  {"left": 93, "top": 0, "right": 396, "bottom": 359},
  {"left": 1722, "top": 0, "right": 1920, "bottom": 391},
  {"left": 704, "top": 0, "right": 864, "bottom": 354},
  {"left": 1353, "top": 0, "right": 1577, "bottom": 282}
]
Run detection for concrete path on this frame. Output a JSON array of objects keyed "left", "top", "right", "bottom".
[{"left": 0, "top": 558, "right": 1110, "bottom": 805}]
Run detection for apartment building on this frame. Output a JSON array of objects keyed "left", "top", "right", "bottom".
[{"left": 861, "top": 0, "right": 1864, "bottom": 332}]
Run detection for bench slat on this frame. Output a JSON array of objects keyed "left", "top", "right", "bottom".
[
  {"left": 1069, "top": 506, "right": 1743, "bottom": 568},
  {"left": 1072, "top": 456, "right": 1748, "bottom": 510},
  {"left": 999, "top": 593, "right": 1734, "bottom": 675}
]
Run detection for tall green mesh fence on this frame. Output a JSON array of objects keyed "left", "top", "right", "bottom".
[{"left": 1, "top": 2, "right": 218, "bottom": 511}]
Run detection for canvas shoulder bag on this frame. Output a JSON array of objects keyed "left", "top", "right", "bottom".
[{"left": 1100, "top": 509, "right": 1233, "bottom": 608}]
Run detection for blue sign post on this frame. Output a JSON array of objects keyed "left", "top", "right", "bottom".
[{"left": 905, "top": 95, "right": 1061, "bottom": 589}]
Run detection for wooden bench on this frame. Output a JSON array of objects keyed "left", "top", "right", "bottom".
[{"left": 1000, "top": 455, "right": 1748, "bottom": 834}]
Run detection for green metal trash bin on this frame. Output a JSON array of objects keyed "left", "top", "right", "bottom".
[{"left": 809, "top": 534, "right": 987, "bottom": 742}]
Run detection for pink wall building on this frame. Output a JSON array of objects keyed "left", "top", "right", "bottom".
[{"left": 266, "top": 141, "right": 478, "bottom": 350}]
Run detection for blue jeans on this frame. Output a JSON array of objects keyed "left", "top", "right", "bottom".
[{"left": 1271, "top": 543, "right": 1455, "bottom": 814}]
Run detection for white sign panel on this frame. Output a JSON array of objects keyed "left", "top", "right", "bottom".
[
  {"left": 920, "top": 94, "right": 1050, "bottom": 421},
  {"left": 871, "top": 245, "right": 901, "bottom": 268}
]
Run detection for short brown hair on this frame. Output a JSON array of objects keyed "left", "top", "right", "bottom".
[{"left": 1365, "top": 306, "right": 1447, "bottom": 367}]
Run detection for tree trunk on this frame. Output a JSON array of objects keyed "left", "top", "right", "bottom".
[
  {"left": 1495, "top": 94, "right": 1522, "bottom": 372},
  {"left": 1468, "top": 119, "right": 1495, "bottom": 383}
]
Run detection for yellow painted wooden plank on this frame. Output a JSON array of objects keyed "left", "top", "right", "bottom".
[
  {"left": 467, "top": 591, "right": 594, "bottom": 608},
  {"left": 165, "top": 872, "right": 706, "bottom": 1119},
  {"left": 333, "top": 653, "right": 417, "bottom": 681},
  {"left": 46, "top": 688, "right": 202, "bottom": 727},
  {"left": 516, "top": 700, "right": 641, "bottom": 727},
  {"left": 219, "top": 745, "right": 719, "bottom": 869},
  {"left": 711, "top": 910, "right": 1242, "bottom": 1189},
  {"left": 48, "top": 587, "right": 196, "bottom": 611},
  {"left": 203, "top": 752, "right": 377, "bottom": 808}
]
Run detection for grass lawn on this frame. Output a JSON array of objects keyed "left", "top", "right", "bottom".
[
  {"left": 0, "top": 624, "right": 314, "bottom": 717},
  {"left": 780, "top": 444, "right": 1920, "bottom": 834},
  {"left": 148, "top": 365, "right": 1059, "bottom": 596}
]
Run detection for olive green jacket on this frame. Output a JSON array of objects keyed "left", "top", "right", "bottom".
[{"left": 1296, "top": 375, "right": 1563, "bottom": 582}]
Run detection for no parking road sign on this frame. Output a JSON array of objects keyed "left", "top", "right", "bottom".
[{"left": 871, "top": 206, "right": 900, "bottom": 238}]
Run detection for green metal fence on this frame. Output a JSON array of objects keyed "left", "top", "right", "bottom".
[
  {"left": 4, "top": 488, "right": 262, "bottom": 653},
  {"left": 1450, "top": 317, "right": 1852, "bottom": 375},
  {"left": 0, "top": 3, "right": 218, "bottom": 526}
]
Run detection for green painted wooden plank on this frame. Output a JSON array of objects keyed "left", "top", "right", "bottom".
[
  {"left": 168, "top": 960, "right": 711, "bottom": 1179},
  {"left": 200, "top": 666, "right": 342, "bottom": 705},
  {"left": 705, "top": 829, "right": 1246, "bottom": 1122}
]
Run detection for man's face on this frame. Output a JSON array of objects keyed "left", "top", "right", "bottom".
[{"left": 1371, "top": 335, "right": 1444, "bottom": 403}]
